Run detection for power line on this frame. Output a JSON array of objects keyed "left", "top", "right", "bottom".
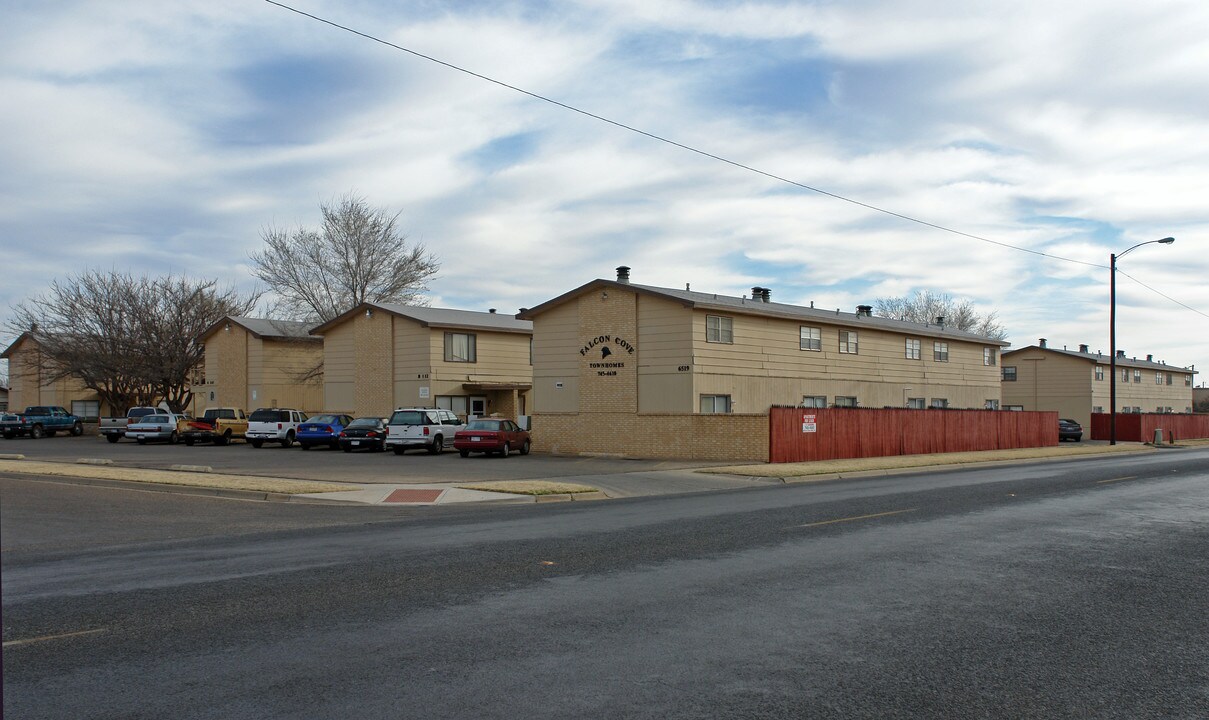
[{"left": 264, "top": 1, "right": 1205, "bottom": 317}]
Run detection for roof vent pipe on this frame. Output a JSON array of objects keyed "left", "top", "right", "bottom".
[
  {"left": 761, "top": 287, "right": 771, "bottom": 303},
  {"left": 1039, "top": 338, "right": 1047, "bottom": 348},
  {"left": 936, "top": 316, "right": 945, "bottom": 328},
  {"left": 751, "top": 287, "right": 763, "bottom": 301},
  {"left": 616, "top": 266, "right": 631, "bottom": 283},
  {"left": 1079, "top": 344, "right": 1089, "bottom": 353},
  {"left": 1146, "top": 354, "right": 1153, "bottom": 361},
  {"left": 856, "top": 305, "right": 873, "bottom": 317},
  {"left": 489, "top": 308, "right": 496, "bottom": 314},
  {"left": 1117, "top": 350, "right": 1126, "bottom": 358}
]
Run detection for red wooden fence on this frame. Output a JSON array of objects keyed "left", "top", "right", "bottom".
[
  {"left": 1089, "top": 413, "right": 1209, "bottom": 442},
  {"left": 769, "top": 407, "right": 1058, "bottom": 463}
]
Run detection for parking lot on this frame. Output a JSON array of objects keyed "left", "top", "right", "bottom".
[{"left": 0, "top": 432, "right": 746, "bottom": 494}]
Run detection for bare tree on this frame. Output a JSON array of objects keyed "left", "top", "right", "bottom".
[
  {"left": 250, "top": 193, "right": 440, "bottom": 323},
  {"left": 875, "top": 290, "right": 1008, "bottom": 340},
  {"left": 6, "top": 271, "right": 258, "bottom": 414}
]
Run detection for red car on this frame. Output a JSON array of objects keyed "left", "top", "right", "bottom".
[{"left": 453, "top": 419, "right": 531, "bottom": 457}]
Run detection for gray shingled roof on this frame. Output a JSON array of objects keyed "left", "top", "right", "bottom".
[
  {"left": 227, "top": 317, "right": 319, "bottom": 340},
  {"left": 371, "top": 303, "right": 532, "bottom": 333},
  {"left": 1005, "top": 345, "right": 1196, "bottom": 373}
]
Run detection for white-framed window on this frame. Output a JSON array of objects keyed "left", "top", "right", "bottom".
[
  {"left": 800, "top": 326, "right": 821, "bottom": 351},
  {"left": 1133, "top": 369, "right": 1142, "bottom": 383},
  {"left": 1122, "top": 368, "right": 1130, "bottom": 382},
  {"left": 802, "top": 395, "right": 827, "bottom": 408},
  {"left": 71, "top": 400, "right": 100, "bottom": 421},
  {"left": 985, "top": 399, "right": 1000, "bottom": 410},
  {"left": 984, "top": 348, "right": 997, "bottom": 366},
  {"left": 444, "top": 332, "right": 477, "bottom": 363},
  {"left": 905, "top": 338, "right": 921, "bottom": 360},
  {"left": 906, "top": 397, "right": 925, "bottom": 409},
  {"left": 839, "top": 330, "right": 858, "bottom": 354},
  {"left": 1095, "top": 366, "right": 1104, "bottom": 381},
  {"left": 1002, "top": 366, "right": 1017, "bottom": 381},
  {"left": 930, "top": 398, "right": 949, "bottom": 409},
  {"left": 706, "top": 315, "right": 733, "bottom": 344},
  {"left": 834, "top": 396, "right": 858, "bottom": 408},
  {"left": 1005, "top": 405, "right": 1024, "bottom": 411},
  {"left": 1186, "top": 375, "right": 1193, "bottom": 387},
  {"left": 1166, "top": 373, "right": 1173, "bottom": 386},
  {"left": 934, "top": 342, "right": 949, "bottom": 362},
  {"left": 699, "top": 394, "right": 731, "bottom": 413},
  {"left": 436, "top": 395, "right": 469, "bottom": 415},
  {"left": 1093, "top": 406, "right": 1103, "bottom": 414},
  {"left": 1156, "top": 372, "right": 1163, "bottom": 385}
]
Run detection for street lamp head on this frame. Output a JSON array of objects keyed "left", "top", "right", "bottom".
[{"left": 1158, "top": 237, "right": 1175, "bottom": 244}]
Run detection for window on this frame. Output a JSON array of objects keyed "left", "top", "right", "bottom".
[
  {"left": 1133, "top": 369, "right": 1142, "bottom": 383},
  {"left": 930, "top": 398, "right": 949, "bottom": 409},
  {"left": 71, "top": 400, "right": 100, "bottom": 421},
  {"left": 800, "top": 326, "right": 821, "bottom": 351},
  {"left": 906, "top": 397, "right": 925, "bottom": 409},
  {"left": 905, "top": 338, "right": 921, "bottom": 360},
  {"left": 985, "top": 399, "right": 1000, "bottom": 410},
  {"left": 1092, "top": 406, "right": 1103, "bottom": 414},
  {"left": 839, "top": 330, "right": 858, "bottom": 354},
  {"left": 834, "top": 396, "right": 858, "bottom": 407},
  {"left": 1166, "top": 373, "right": 1173, "bottom": 386},
  {"left": 1186, "top": 375, "right": 1192, "bottom": 387},
  {"left": 436, "top": 395, "right": 469, "bottom": 415},
  {"left": 699, "top": 395, "right": 731, "bottom": 413},
  {"left": 444, "top": 332, "right": 477, "bottom": 363},
  {"left": 1005, "top": 405, "right": 1024, "bottom": 411},
  {"left": 802, "top": 396, "right": 827, "bottom": 408},
  {"left": 933, "top": 342, "right": 949, "bottom": 362},
  {"left": 1002, "top": 366, "right": 1017, "bottom": 382},
  {"left": 1095, "top": 366, "right": 1104, "bottom": 381},
  {"left": 1122, "top": 368, "right": 1129, "bottom": 382},
  {"left": 706, "top": 315, "right": 733, "bottom": 344},
  {"left": 1156, "top": 372, "right": 1163, "bottom": 385},
  {"left": 984, "top": 347, "right": 997, "bottom": 366}
]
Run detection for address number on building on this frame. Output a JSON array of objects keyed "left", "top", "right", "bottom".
[{"left": 678, "top": 365, "right": 690, "bottom": 372}]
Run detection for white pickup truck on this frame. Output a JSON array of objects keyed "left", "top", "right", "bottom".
[
  {"left": 245, "top": 408, "right": 309, "bottom": 448},
  {"left": 98, "top": 406, "right": 159, "bottom": 443},
  {"left": 384, "top": 408, "right": 464, "bottom": 455}
]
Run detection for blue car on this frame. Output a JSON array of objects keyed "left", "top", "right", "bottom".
[{"left": 297, "top": 414, "right": 354, "bottom": 450}]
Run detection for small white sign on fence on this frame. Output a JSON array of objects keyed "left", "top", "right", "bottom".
[{"left": 802, "top": 414, "right": 817, "bottom": 433}]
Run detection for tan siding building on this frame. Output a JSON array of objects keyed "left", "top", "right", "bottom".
[
  {"left": 1001, "top": 342, "right": 1196, "bottom": 428},
  {"left": 518, "top": 268, "right": 1009, "bottom": 460},
  {"left": 192, "top": 317, "right": 324, "bottom": 415},
  {"left": 311, "top": 303, "right": 533, "bottom": 419},
  {"left": 1, "top": 332, "right": 113, "bottom": 419}
]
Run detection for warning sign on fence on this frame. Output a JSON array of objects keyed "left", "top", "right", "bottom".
[{"left": 802, "top": 414, "right": 817, "bottom": 433}]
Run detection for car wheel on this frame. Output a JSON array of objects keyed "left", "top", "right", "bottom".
[
  {"left": 137, "top": 438, "right": 147, "bottom": 445},
  {"left": 71, "top": 421, "right": 84, "bottom": 436},
  {"left": 392, "top": 447, "right": 407, "bottom": 456},
  {"left": 428, "top": 436, "right": 443, "bottom": 454},
  {"left": 459, "top": 449, "right": 470, "bottom": 458},
  {"left": 501, "top": 442, "right": 510, "bottom": 458},
  {"left": 30, "top": 424, "right": 44, "bottom": 439},
  {"left": 520, "top": 440, "right": 531, "bottom": 455},
  {"left": 251, "top": 440, "right": 263, "bottom": 449},
  {"left": 184, "top": 437, "right": 195, "bottom": 446},
  {"left": 106, "top": 434, "right": 120, "bottom": 443},
  {"left": 281, "top": 432, "right": 294, "bottom": 449}
]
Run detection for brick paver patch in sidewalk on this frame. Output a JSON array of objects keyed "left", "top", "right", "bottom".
[{"left": 383, "top": 488, "right": 445, "bottom": 503}]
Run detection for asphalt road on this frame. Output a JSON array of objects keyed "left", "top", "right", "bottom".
[{"left": 3, "top": 448, "right": 1208, "bottom": 719}]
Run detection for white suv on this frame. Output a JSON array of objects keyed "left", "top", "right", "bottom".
[
  {"left": 385, "top": 408, "right": 463, "bottom": 455},
  {"left": 246, "top": 408, "right": 308, "bottom": 448}
]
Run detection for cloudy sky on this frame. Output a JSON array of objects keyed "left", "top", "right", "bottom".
[{"left": 3, "top": 0, "right": 1207, "bottom": 381}]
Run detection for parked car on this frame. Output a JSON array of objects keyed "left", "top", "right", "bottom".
[
  {"left": 453, "top": 418, "right": 531, "bottom": 458},
  {"left": 99, "top": 406, "right": 160, "bottom": 443},
  {"left": 384, "top": 408, "right": 463, "bottom": 455},
  {"left": 126, "top": 413, "right": 190, "bottom": 444},
  {"left": 1, "top": 406, "right": 84, "bottom": 439},
  {"left": 181, "top": 407, "right": 248, "bottom": 446},
  {"left": 338, "top": 417, "right": 389, "bottom": 453},
  {"left": 246, "top": 408, "right": 308, "bottom": 448},
  {"left": 297, "top": 414, "right": 354, "bottom": 450},
  {"left": 1059, "top": 418, "right": 1083, "bottom": 442}
]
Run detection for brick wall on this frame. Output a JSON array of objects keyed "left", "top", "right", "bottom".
[{"left": 353, "top": 312, "right": 394, "bottom": 417}]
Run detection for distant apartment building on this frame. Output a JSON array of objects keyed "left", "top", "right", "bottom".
[
  {"left": 1, "top": 330, "right": 112, "bottom": 419},
  {"left": 192, "top": 316, "right": 324, "bottom": 415},
  {"left": 1001, "top": 340, "right": 1196, "bottom": 429}
]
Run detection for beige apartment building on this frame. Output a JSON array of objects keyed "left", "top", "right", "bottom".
[
  {"left": 310, "top": 303, "right": 533, "bottom": 419},
  {"left": 193, "top": 317, "right": 324, "bottom": 415},
  {"left": 1, "top": 331, "right": 112, "bottom": 419},
  {"left": 517, "top": 267, "right": 1010, "bottom": 459},
  {"left": 1001, "top": 341, "right": 1196, "bottom": 429}
]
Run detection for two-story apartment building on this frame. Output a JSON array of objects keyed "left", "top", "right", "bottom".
[
  {"left": 517, "top": 267, "right": 1009, "bottom": 458},
  {"left": 1001, "top": 341, "right": 1196, "bottom": 429},
  {"left": 1, "top": 330, "right": 112, "bottom": 420},
  {"left": 309, "top": 303, "right": 533, "bottom": 419},
  {"left": 192, "top": 317, "right": 324, "bottom": 415}
]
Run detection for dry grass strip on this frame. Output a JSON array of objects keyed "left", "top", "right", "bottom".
[
  {"left": 456, "top": 480, "right": 600, "bottom": 496},
  {"left": 0, "top": 460, "right": 353, "bottom": 494},
  {"left": 704, "top": 443, "right": 1156, "bottom": 479}
]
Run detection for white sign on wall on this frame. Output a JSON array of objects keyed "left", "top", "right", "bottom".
[
  {"left": 419, "top": 386, "right": 430, "bottom": 399},
  {"left": 802, "top": 414, "right": 817, "bottom": 433}
]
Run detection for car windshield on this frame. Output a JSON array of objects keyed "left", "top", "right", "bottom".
[
  {"left": 130, "top": 408, "right": 157, "bottom": 418},
  {"left": 464, "top": 420, "right": 502, "bottom": 431},
  {"left": 347, "top": 418, "right": 380, "bottom": 428},
  {"left": 389, "top": 411, "right": 426, "bottom": 425},
  {"left": 307, "top": 415, "right": 341, "bottom": 425}
]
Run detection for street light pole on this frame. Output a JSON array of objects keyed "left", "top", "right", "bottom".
[{"left": 1109, "top": 237, "right": 1174, "bottom": 445}]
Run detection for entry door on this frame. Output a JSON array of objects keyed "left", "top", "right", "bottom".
[{"left": 470, "top": 396, "right": 487, "bottom": 418}]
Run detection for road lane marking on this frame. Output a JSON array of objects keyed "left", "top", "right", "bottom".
[
  {"left": 3, "top": 628, "right": 107, "bottom": 648},
  {"left": 1096, "top": 476, "right": 1138, "bottom": 485},
  {"left": 796, "top": 508, "right": 918, "bottom": 528}
]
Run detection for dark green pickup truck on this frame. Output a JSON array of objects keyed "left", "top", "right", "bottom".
[{"left": 1, "top": 406, "right": 85, "bottom": 439}]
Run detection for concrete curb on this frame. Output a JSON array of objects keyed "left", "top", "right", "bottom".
[
  {"left": 0, "top": 454, "right": 26, "bottom": 460},
  {"left": 169, "top": 464, "right": 214, "bottom": 473},
  {"left": 7, "top": 473, "right": 297, "bottom": 503},
  {"left": 76, "top": 458, "right": 114, "bottom": 466}
]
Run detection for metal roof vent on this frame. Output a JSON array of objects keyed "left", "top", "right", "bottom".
[
  {"left": 935, "top": 316, "right": 945, "bottom": 328},
  {"left": 616, "top": 266, "right": 631, "bottom": 283},
  {"left": 856, "top": 305, "right": 873, "bottom": 317},
  {"left": 1079, "top": 344, "right": 1089, "bottom": 353},
  {"left": 1039, "top": 338, "right": 1047, "bottom": 348}
]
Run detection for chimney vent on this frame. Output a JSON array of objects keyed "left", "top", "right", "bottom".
[
  {"left": 1079, "top": 344, "right": 1089, "bottom": 353},
  {"left": 935, "top": 315, "right": 945, "bottom": 328},
  {"left": 856, "top": 305, "right": 873, "bottom": 317},
  {"left": 761, "top": 287, "right": 770, "bottom": 302},
  {"left": 751, "top": 287, "right": 763, "bottom": 301},
  {"left": 1146, "top": 354, "right": 1153, "bottom": 362},
  {"left": 616, "top": 266, "right": 631, "bottom": 283},
  {"left": 489, "top": 308, "right": 496, "bottom": 314},
  {"left": 1039, "top": 338, "right": 1047, "bottom": 348},
  {"left": 1117, "top": 350, "right": 1126, "bottom": 358}
]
